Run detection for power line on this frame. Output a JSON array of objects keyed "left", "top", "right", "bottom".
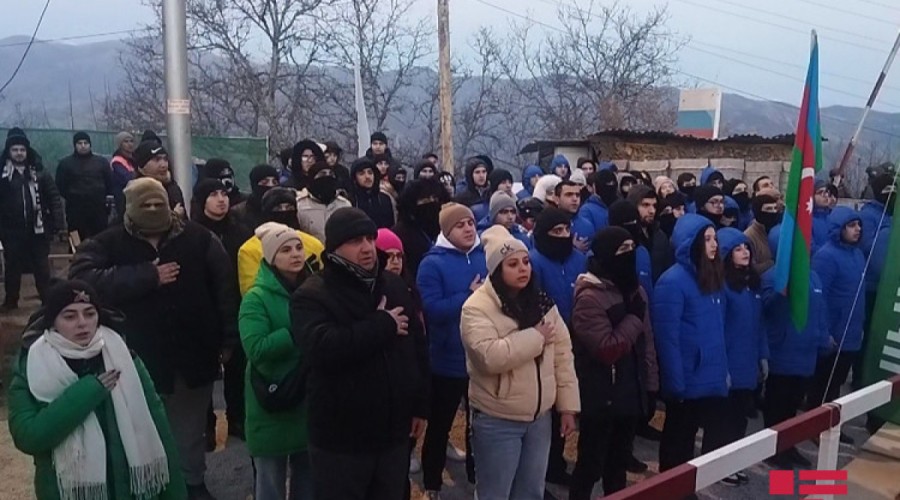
[
  {"left": 0, "top": 0, "right": 51, "bottom": 96},
  {"left": 469, "top": 0, "right": 900, "bottom": 140},
  {"left": 858, "top": 0, "right": 900, "bottom": 13},
  {"left": 795, "top": 0, "right": 897, "bottom": 27},
  {"left": 0, "top": 28, "right": 150, "bottom": 49}
]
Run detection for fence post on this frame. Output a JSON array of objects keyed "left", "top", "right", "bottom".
[{"left": 815, "top": 426, "right": 841, "bottom": 500}]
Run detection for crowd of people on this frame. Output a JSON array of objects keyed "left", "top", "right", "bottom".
[{"left": 2, "top": 126, "right": 896, "bottom": 500}]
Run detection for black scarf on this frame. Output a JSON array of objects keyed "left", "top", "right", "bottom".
[{"left": 326, "top": 252, "right": 378, "bottom": 291}]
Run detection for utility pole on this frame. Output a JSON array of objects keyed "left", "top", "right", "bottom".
[
  {"left": 162, "top": 0, "right": 194, "bottom": 210},
  {"left": 437, "top": 0, "right": 454, "bottom": 174}
]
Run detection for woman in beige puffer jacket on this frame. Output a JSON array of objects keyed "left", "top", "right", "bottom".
[{"left": 461, "top": 225, "right": 579, "bottom": 500}]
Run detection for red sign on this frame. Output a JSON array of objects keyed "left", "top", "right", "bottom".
[{"left": 769, "top": 470, "right": 848, "bottom": 497}]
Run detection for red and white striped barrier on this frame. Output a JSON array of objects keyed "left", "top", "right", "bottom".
[{"left": 604, "top": 375, "right": 900, "bottom": 500}]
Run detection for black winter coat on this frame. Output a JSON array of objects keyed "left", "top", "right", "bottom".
[
  {"left": 353, "top": 187, "right": 395, "bottom": 229},
  {"left": 69, "top": 220, "right": 240, "bottom": 393},
  {"left": 229, "top": 198, "right": 265, "bottom": 232},
  {"left": 55, "top": 153, "right": 112, "bottom": 205},
  {"left": 0, "top": 163, "right": 64, "bottom": 238},
  {"left": 193, "top": 213, "right": 252, "bottom": 272},
  {"left": 291, "top": 260, "right": 429, "bottom": 453},
  {"left": 391, "top": 218, "right": 434, "bottom": 278}
]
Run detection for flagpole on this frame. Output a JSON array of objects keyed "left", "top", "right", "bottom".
[{"left": 833, "top": 29, "right": 900, "bottom": 181}]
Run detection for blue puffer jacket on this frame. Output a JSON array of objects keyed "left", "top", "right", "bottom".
[
  {"left": 738, "top": 208, "right": 753, "bottom": 231},
  {"left": 812, "top": 206, "right": 831, "bottom": 256},
  {"left": 636, "top": 244, "right": 654, "bottom": 299},
  {"left": 573, "top": 195, "right": 609, "bottom": 243},
  {"left": 811, "top": 207, "right": 866, "bottom": 352},
  {"left": 476, "top": 217, "right": 532, "bottom": 249},
  {"left": 700, "top": 165, "right": 722, "bottom": 185},
  {"left": 417, "top": 234, "right": 487, "bottom": 377},
  {"left": 652, "top": 214, "right": 728, "bottom": 400},
  {"left": 517, "top": 165, "right": 544, "bottom": 201},
  {"left": 858, "top": 200, "right": 892, "bottom": 292},
  {"left": 529, "top": 248, "right": 587, "bottom": 325},
  {"left": 717, "top": 228, "right": 768, "bottom": 390},
  {"left": 761, "top": 265, "right": 830, "bottom": 377}
]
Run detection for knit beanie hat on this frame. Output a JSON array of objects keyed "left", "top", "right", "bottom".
[
  {"left": 256, "top": 222, "right": 302, "bottom": 265},
  {"left": 249, "top": 164, "right": 279, "bottom": 185},
  {"left": 134, "top": 140, "right": 168, "bottom": 170},
  {"left": 654, "top": 176, "right": 674, "bottom": 192},
  {"left": 489, "top": 191, "right": 517, "bottom": 223},
  {"left": 325, "top": 207, "right": 377, "bottom": 252},
  {"left": 114, "top": 131, "right": 134, "bottom": 150},
  {"left": 608, "top": 200, "right": 641, "bottom": 228},
  {"left": 140, "top": 130, "right": 162, "bottom": 146},
  {"left": 202, "top": 158, "right": 234, "bottom": 180},
  {"left": 73, "top": 131, "right": 91, "bottom": 145},
  {"left": 482, "top": 225, "right": 528, "bottom": 275},
  {"left": 693, "top": 184, "right": 724, "bottom": 208},
  {"left": 261, "top": 187, "right": 298, "bottom": 214},
  {"left": 376, "top": 228, "right": 404, "bottom": 253},
  {"left": 533, "top": 206, "right": 572, "bottom": 237},
  {"left": 439, "top": 202, "right": 475, "bottom": 237},
  {"left": 43, "top": 280, "right": 104, "bottom": 329},
  {"left": 124, "top": 177, "right": 172, "bottom": 233},
  {"left": 661, "top": 191, "right": 687, "bottom": 210},
  {"left": 569, "top": 168, "right": 587, "bottom": 186},
  {"left": 193, "top": 178, "right": 226, "bottom": 204},
  {"left": 488, "top": 168, "right": 513, "bottom": 191},
  {"left": 370, "top": 131, "right": 388, "bottom": 144}
]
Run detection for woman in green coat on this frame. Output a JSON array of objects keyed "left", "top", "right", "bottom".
[
  {"left": 240, "top": 222, "right": 314, "bottom": 500},
  {"left": 7, "top": 280, "right": 186, "bottom": 500}
]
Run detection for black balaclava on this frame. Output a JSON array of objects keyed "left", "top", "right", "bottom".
[
  {"left": 594, "top": 169, "right": 619, "bottom": 207},
  {"left": 872, "top": 173, "right": 897, "bottom": 214},
  {"left": 308, "top": 161, "right": 338, "bottom": 204},
  {"left": 534, "top": 207, "right": 574, "bottom": 262},
  {"left": 388, "top": 165, "right": 407, "bottom": 194},
  {"left": 619, "top": 174, "right": 637, "bottom": 199},
  {"left": 589, "top": 226, "right": 639, "bottom": 295},
  {"left": 608, "top": 200, "right": 645, "bottom": 247},
  {"left": 677, "top": 172, "right": 697, "bottom": 200},
  {"left": 398, "top": 178, "right": 447, "bottom": 239},
  {"left": 752, "top": 194, "right": 781, "bottom": 232},
  {"left": 725, "top": 178, "right": 751, "bottom": 212},
  {"left": 658, "top": 191, "right": 686, "bottom": 237},
  {"left": 248, "top": 164, "right": 278, "bottom": 208},
  {"left": 262, "top": 187, "right": 300, "bottom": 229}
]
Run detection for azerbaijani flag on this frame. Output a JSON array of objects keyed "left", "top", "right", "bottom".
[{"left": 773, "top": 31, "right": 823, "bottom": 330}]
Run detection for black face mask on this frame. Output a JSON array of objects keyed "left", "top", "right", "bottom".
[
  {"left": 535, "top": 233, "right": 574, "bottom": 262},
  {"left": 756, "top": 211, "right": 782, "bottom": 232},
  {"left": 598, "top": 183, "right": 618, "bottom": 207},
  {"left": 413, "top": 201, "right": 442, "bottom": 239},
  {"left": 595, "top": 250, "right": 639, "bottom": 295},
  {"left": 659, "top": 213, "right": 677, "bottom": 237},
  {"left": 309, "top": 176, "right": 338, "bottom": 204},
  {"left": 680, "top": 185, "right": 697, "bottom": 199},
  {"left": 250, "top": 184, "right": 273, "bottom": 206},
  {"left": 270, "top": 210, "right": 300, "bottom": 229},
  {"left": 732, "top": 192, "right": 751, "bottom": 211}
]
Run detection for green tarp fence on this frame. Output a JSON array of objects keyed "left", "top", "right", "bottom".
[{"left": 1, "top": 128, "right": 269, "bottom": 190}]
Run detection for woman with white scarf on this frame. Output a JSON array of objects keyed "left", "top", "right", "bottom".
[{"left": 8, "top": 280, "right": 186, "bottom": 500}]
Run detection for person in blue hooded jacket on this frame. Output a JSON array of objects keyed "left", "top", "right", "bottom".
[
  {"left": 724, "top": 179, "right": 753, "bottom": 230},
  {"left": 454, "top": 157, "right": 492, "bottom": 222},
  {"left": 760, "top": 235, "right": 830, "bottom": 469},
  {"left": 652, "top": 214, "right": 729, "bottom": 471},
  {"left": 416, "top": 202, "right": 486, "bottom": 496},
  {"left": 720, "top": 196, "right": 741, "bottom": 229},
  {"left": 528, "top": 206, "right": 587, "bottom": 484},
  {"left": 716, "top": 228, "right": 768, "bottom": 486},
  {"left": 518, "top": 165, "right": 545, "bottom": 201},
  {"left": 808, "top": 207, "right": 866, "bottom": 440},
  {"left": 550, "top": 154, "right": 571, "bottom": 180},
  {"left": 700, "top": 165, "right": 725, "bottom": 190},
  {"left": 477, "top": 191, "right": 532, "bottom": 248},
  {"left": 573, "top": 169, "right": 619, "bottom": 245},
  {"left": 676, "top": 172, "right": 698, "bottom": 213}
]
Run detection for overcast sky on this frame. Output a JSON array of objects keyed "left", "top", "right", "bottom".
[{"left": 3, "top": 0, "right": 900, "bottom": 112}]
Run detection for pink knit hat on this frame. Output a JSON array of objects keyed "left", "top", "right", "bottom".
[{"left": 376, "top": 228, "right": 404, "bottom": 253}]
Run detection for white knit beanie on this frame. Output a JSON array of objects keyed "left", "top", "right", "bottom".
[{"left": 256, "top": 222, "right": 302, "bottom": 265}]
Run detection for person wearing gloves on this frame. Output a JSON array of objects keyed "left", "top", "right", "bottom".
[
  {"left": 8, "top": 280, "right": 186, "bottom": 500},
  {"left": 479, "top": 191, "right": 531, "bottom": 248},
  {"left": 573, "top": 169, "right": 618, "bottom": 244},
  {"left": 527, "top": 207, "right": 586, "bottom": 484},
  {"left": 518, "top": 165, "right": 545, "bottom": 201},
  {"left": 416, "top": 203, "right": 487, "bottom": 497},
  {"left": 237, "top": 187, "right": 324, "bottom": 295},
  {"left": 652, "top": 214, "right": 729, "bottom": 471},
  {"left": 808, "top": 207, "right": 866, "bottom": 444},
  {"left": 240, "top": 223, "right": 314, "bottom": 500},
  {"left": 296, "top": 161, "right": 352, "bottom": 245},
  {"left": 230, "top": 164, "right": 281, "bottom": 231},
  {"left": 760, "top": 234, "right": 830, "bottom": 469},
  {"left": 291, "top": 208, "right": 429, "bottom": 500},
  {"left": 460, "top": 225, "right": 579, "bottom": 500},
  {"left": 569, "top": 227, "right": 658, "bottom": 499},
  {"left": 533, "top": 174, "right": 563, "bottom": 207},
  {"left": 69, "top": 177, "right": 240, "bottom": 499},
  {"left": 716, "top": 228, "right": 768, "bottom": 487}
]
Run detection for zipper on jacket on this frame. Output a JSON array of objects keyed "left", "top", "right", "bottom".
[
  {"left": 533, "top": 356, "right": 542, "bottom": 421},
  {"left": 611, "top": 364, "right": 617, "bottom": 385}
]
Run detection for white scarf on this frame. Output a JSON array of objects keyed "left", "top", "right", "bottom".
[{"left": 27, "top": 326, "right": 169, "bottom": 500}]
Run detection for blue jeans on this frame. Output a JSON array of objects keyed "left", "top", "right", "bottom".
[
  {"left": 253, "top": 452, "right": 312, "bottom": 500},
  {"left": 471, "top": 410, "right": 552, "bottom": 500}
]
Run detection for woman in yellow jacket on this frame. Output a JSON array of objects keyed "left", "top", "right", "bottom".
[{"left": 460, "top": 225, "right": 580, "bottom": 500}]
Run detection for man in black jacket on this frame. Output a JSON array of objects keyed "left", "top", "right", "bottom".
[
  {"left": 70, "top": 177, "right": 239, "bottom": 500},
  {"left": 230, "top": 163, "right": 279, "bottom": 231},
  {"left": 350, "top": 157, "right": 395, "bottom": 228},
  {"left": 0, "top": 131, "right": 65, "bottom": 310},
  {"left": 133, "top": 140, "right": 185, "bottom": 215},
  {"left": 291, "top": 207, "right": 429, "bottom": 500},
  {"left": 55, "top": 131, "right": 113, "bottom": 240}
]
